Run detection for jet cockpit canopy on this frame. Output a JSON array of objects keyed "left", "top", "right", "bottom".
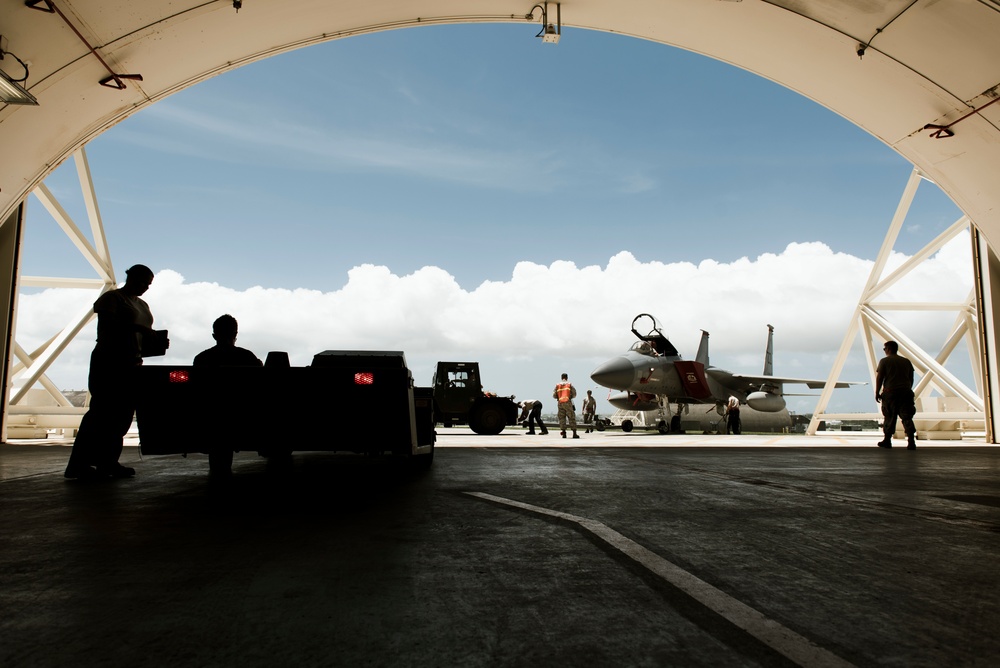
[{"left": 630, "top": 313, "right": 679, "bottom": 358}]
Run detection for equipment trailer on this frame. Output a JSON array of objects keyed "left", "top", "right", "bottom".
[{"left": 135, "top": 350, "right": 435, "bottom": 475}]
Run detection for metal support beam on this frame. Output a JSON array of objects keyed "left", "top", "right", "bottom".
[
  {"left": 808, "top": 167, "right": 989, "bottom": 439},
  {"left": 3, "top": 147, "right": 117, "bottom": 439},
  {"left": 0, "top": 204, "right": 25, "bottom": 441},
  {"left": 971, "top": 229, "right": 1000, "bottom": 442}
]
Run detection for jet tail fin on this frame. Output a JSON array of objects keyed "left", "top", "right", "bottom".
[
  {"left": 764, "top": 324, "right": 774, "bottom": 376},
  {"left": 696, "top": 330, "right": 709, "bottom": 366}
]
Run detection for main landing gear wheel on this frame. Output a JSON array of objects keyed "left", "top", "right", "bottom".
[{"left": 621, "top": 420, "right": 633, "bottom": 433}]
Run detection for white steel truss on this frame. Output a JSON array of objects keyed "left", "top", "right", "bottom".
[
  {"left": 807, "top": 167, "right": 986, "bottom": 436},
  {"left": 5, "top": 147, "right": 117, "bottom": 439}
]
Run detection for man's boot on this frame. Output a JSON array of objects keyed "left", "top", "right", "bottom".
[
  {"left": 561, "top": 431, "right": 566, "bottom": 438},
  {"left": 572, "top": 430, "right": 579, "bottom": 439},
  {"left": 877, "top": 437, "right": 892, "bottom": 448},
  {"left": 527, "top": 430, "right": 535, "bottom": 435},
  {"left": 540, "top": 427, "right": 548, "bottom": 435},
  {"left": 907, "top": 434, "right": 916, "bottom": 450}
]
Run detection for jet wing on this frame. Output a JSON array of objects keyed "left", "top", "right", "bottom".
[{"left": 727, "top": 373, "right": 866, "bottom": 390}]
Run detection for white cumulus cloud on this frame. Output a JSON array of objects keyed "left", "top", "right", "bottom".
[{"left": 13, "top": 237, "right": 974, "bottom": 415}]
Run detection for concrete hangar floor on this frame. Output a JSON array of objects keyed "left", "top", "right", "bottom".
[{"left": 1, "top": 430, "right": 998, "bottom": 667}]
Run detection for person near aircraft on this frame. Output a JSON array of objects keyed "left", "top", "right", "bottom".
[
  {"left": 65, "top": 264, "right": 166, "bottom": 480},
  {"left": 193, "top": 314, "right": 263, "bottom": 367},
  {"left": 582, "top": 390, "right": 597, "bottom": 433},
  {"left": 875, "top": 340, "right": 916, "bottom": 449},
  {"left": 553, "top": 373, "right": 579, "bottom": 439},
  {"left": 726, "top": 396, "right": 742, "bottom": 435},
  {"left": 517, "top": 399, "right": 548, "bottom": 435}
]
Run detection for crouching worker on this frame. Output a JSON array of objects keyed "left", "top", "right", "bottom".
[{"left": 518, "top": 400, "right": 548, "bottom": 435}]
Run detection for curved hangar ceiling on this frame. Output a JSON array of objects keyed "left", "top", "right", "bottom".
[{"left": 1, "top": 0, "right": 999, "bottom": 242}]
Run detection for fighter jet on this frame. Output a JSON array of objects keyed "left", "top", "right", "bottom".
[{"left": 590, "top": 314, "right": 862, "bottom": 433}]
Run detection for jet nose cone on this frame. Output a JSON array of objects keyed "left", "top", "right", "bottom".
[{"left": 590, "top": 357, "right": 636, "bottom": 390}]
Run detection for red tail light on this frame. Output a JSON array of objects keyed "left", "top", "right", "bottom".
[
  {"left": 354, "top": 372, "right": 374, "bottom": 385},
  {"left": 168, "top": 370, "right": 190, "bottom": 383}
]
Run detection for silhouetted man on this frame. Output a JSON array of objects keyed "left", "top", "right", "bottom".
[
  {"left": 876, "top": 340, "right": 916, "bottom": 449},
  {"left": 193, "top": 314, "right": 262, "bottom": 367},
  {"left": 65, "top": 264, "right": 165, "bottom": 479},
  {"left": 192, "top": 314, "right": 261, "bottom": 476}
]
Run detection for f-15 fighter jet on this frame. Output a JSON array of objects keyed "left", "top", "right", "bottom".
[{"left": 591, "top": 313, "right": 863, "bottom": 432}]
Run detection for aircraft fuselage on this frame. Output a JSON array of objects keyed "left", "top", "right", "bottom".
[{"left": 591, "top": 347, "right": 748, "bottom": 408}]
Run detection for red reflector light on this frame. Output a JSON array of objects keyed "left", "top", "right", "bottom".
[
  {"left": 168, "top": 370, "right": 190, "bottom": 383},
  {"left": 354, "top": 372, "right": 374, "bottom": 385}
]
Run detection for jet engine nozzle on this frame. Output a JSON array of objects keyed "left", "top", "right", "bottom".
[
  {"left": 590, "top": 356, "right": 636, "bottom": 390},
  {"left": 746, "top": 391, "right": 786, "bottom": 412}
]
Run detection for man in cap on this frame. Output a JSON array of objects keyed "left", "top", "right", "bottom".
[{"left": 875, "top": 340, "right": 917, "bottom": 449}]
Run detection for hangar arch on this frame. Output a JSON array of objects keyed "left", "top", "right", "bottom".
[{"left": 1, "top": 1, "right": 999, "bottom": 438}]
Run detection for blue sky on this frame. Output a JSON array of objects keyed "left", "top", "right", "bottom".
[{"left": 19, "top": 23, "right": 970, "bottom": 416}]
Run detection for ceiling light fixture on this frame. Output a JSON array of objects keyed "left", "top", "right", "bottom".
[
  {"left": 525, "top": 2, "right": 561, "bottom": 44},
  {"left": 0, "top": 68, "right": 38, "bottom": 105},
  {"left": 0, "top": 39, "right": 38, "bottom": 105}
]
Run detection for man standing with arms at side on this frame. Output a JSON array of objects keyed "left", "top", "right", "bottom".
[
  {"left": 582, "top": 390, "right": 597, "bottom": 433},
  {"left": 553, "top": 373, "right": 579, "bottom": 439},
  {"left": 875, "top": 340, "right": 917, "bottom": 449}
]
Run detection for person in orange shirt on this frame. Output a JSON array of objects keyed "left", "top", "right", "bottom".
[{"left": 553, "top": 373, "right": 579, "bottom": 439}]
